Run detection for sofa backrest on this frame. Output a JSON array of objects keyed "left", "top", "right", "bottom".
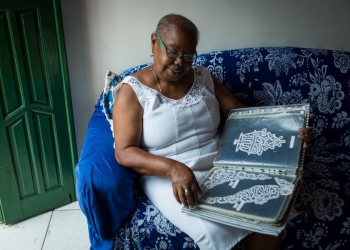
[
  {"left": 191, "top": 47, "right": 350, "bottom": 153},
  {"left": 97, "top": 47, "right": 350, "bottom": 153}
]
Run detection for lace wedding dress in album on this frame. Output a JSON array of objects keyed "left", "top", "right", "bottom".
[{"left": 182, "top": 104, "right": 310, "bottom": 236}]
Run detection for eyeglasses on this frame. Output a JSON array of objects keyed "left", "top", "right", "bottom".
[{"left": 156, "top": 33, "right": 197, "bottom": 62}]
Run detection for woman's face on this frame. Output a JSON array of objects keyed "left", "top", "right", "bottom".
[{"left": 151, "top": 24, "right": 197, "bottom": 82}]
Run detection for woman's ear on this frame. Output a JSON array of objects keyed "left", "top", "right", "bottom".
[{"left": 151, "top": 33, "right": 157, "bottom": 49}]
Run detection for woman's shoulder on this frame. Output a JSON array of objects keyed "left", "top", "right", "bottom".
[
  {"left": 193, "top": 65, "right": 213, "bottom": 86},
  {"left": 120, "top": 67, "right": 148, "bottom": 87},
  {"left": 193, "top": 65, "right": 209, "bottom": 73},
  {"left": 131, "top": 67, "right": 150, "bottom": 84},
  {"left": 193, "top": 65, "right": 213, "bottom": 81},
  {"left": 120, "top": 69, "right": 160, "bottom": 101}
]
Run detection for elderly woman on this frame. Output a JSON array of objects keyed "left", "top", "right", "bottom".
[{"left": 112, "top": 14, "right": 311, "bottom": 250}]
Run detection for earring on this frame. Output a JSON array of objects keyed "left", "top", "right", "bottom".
[{"left": 150, "top": 52, "right": 154, "bottom": 57}]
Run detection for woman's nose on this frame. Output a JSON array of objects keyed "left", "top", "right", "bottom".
[{"left": 175, "top": 55, "right": 185, "bottom": 66}]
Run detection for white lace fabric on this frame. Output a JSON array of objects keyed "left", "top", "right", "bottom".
[{"left": 124, "top": 66, "right": 206, "bottom": 108}]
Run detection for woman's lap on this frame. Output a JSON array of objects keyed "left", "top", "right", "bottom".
[{"left": 139, "top": 175, "right": 251, "bottom": 250}]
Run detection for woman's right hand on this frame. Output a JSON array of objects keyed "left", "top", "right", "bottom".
[{"left": 167, "top": 163, "right": 203, "bottom": 208}]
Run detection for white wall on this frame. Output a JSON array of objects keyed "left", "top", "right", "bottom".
[{"left": 60, "top": 0, "right": 350, "bottom": 155}]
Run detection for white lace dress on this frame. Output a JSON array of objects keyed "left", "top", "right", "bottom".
[{"left": 120, "top": 66, "right": 251, "bottom": 250}]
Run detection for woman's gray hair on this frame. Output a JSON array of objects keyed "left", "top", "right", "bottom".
[{"left": 156, "top": 14, "right": 200, "bottom": 46}]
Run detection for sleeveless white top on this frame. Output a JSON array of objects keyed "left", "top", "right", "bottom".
[
  {"left": 122, "top": 66, "right": 251, "bottom": 250},
  {"left": 123, "top": 66, "right": 220, "bottom": 174}
]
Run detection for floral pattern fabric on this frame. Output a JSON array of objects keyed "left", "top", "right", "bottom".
[
  {"left": 96, "top": 47, "right": 350, "bottom": 250},
  {"left": 114, "top": 190, "right": 198, "bottom": 250}
]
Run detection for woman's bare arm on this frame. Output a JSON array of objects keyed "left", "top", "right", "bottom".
[
  {"left": 113, "top": 83, "right": 174, "bottom": 176},
  {"left": 211, "top": 75, "right": 247, "bottom": 120}
]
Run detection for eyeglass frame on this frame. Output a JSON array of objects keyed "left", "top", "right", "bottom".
[{"left": 156, "top": 33, "right": 197, "bottom": 62}]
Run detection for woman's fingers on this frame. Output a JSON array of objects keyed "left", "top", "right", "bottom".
[
  {"left": 169, "top": 163, "right": 203, "bottom": 208},
  {"left": 173, "top": 187, "right": 181, "bottom": 205},
  {"left": 298, "top": 127, "right": 312, "bottom": 134},
  {"left": 184, "top": 188, "right": 195, "bottom": 208},
  {"left": 298, "top": 133, "right": 312, "bottom": 142},
  {"left": 192, "top": 182, "right": 203, "bottom": 205},
  {"left": 298, "top": 126, "right": 313, "bottom": 148},
  {"left": 300, "top": 126, "right": 313, "bottom": 135},
  {"left": 298, "top": 113, "right": 314, "bottom": 142},
  {"left": 298, "top": 127, "right": 313, "bottom": 141},
  {"left": 178, "top": 186, "right": 198, "bottom": 208},
  {"left": 176, "top": 187, "right": 192, "bottom": 208},
  {"left": 173, "top": 183, "right": 202, "bottom": 208}
]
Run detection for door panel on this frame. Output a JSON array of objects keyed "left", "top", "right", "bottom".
[{"left": 0, "top": 0, "right": 77, "bottom": 224}]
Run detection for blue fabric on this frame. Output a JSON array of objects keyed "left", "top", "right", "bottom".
[
  {"left": 102, "top": 74, "right": 120, "bottom": 120},
  {"left": 101, "top": 63, "right": 152, "bottom": 120},
  {"left": 75, "top": 109, "right": 140, "bottom": 249},
  {"left": 114, "top": 189, "right": 199, "bottom": 250},
  {"left": 87, "top": 47, "right": 350, "bottom": 250}
]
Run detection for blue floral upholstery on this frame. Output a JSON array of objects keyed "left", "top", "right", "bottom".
[{"left": 95, "top": 47, "right": 350, "bottom": 249}]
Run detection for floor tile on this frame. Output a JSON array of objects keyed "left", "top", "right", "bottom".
[
  {"left": 42, "top": 209, "right": 90, "bottom": 250},
  {"left": 54, "top": 201, "right": 81, "bottom": 211},
  {"left": 0, "top": 211, "right": 52, "bottom": 250}
]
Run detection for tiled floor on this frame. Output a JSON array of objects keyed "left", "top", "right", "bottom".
[{"left": 0, "top": 201, "right": 90, "bottom": 250}]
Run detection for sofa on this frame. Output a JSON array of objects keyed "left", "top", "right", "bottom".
[{"left": 85, "top": 47, "right": 350, "bottom": 250}]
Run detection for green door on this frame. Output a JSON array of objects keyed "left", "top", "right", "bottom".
[{"left": 0, "top": 0, "right": 77, "bottom": 224}]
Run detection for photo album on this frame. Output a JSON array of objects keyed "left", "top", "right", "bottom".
[{"left": 182, "top": 104, "right": 310, "bottom": 236}]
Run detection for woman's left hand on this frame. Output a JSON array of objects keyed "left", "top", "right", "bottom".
[{"left": 298, "top": 114, "right": 314, "bottom": 148}]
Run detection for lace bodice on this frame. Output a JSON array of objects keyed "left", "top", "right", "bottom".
[{"left": 124, "top": 66, "right": 207, "bottom": 108}]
